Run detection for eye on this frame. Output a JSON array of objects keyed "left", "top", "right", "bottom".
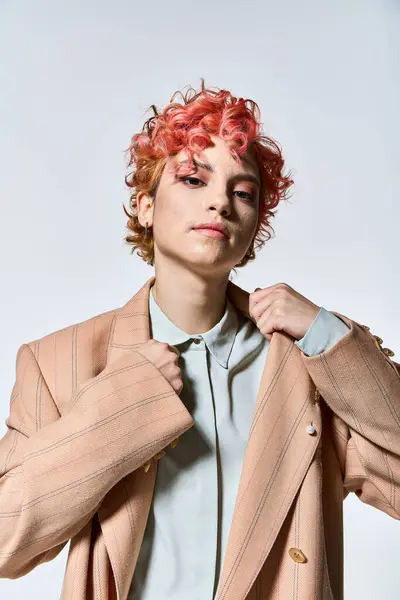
[
  {"left": 178, "top": 176, "right": 255, "bottom": 202},
  {"left": 234, "top": 190, "right": 254, "bottom": 201},
  {"left": 179, "top": 176, "right": 205, "bottom": 187}
]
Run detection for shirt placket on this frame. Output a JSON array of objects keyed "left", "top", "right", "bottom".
[{"left": 188, "top": 336, "right": 219, "bottom": 600}]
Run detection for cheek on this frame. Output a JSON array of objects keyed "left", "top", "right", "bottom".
[
  {"left": 154, "top": 193, "right": 190, "bottom": 235},
  {"left": 238, "top": 211, "right": 258, "bottom": 238}
]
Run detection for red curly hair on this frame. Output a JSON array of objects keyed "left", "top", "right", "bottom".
[{"left": 123, "top": 79, "right": 294, "bottom": 272}]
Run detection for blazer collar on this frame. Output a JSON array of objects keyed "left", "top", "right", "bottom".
[{"left": 106, "top": 275, "right": 253, "bottom": 367}]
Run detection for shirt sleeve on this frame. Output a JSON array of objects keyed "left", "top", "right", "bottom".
[{"left": 294, "top": 307, "right": 351, "bottom": 357}]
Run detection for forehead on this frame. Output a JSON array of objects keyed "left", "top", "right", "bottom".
[{"left": 169, "top": 135, "right": 259, "bottom": 176}]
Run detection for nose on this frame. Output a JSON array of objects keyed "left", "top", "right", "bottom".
[{"left": 206, "top": 190, "right": 231, "bottom": 216}]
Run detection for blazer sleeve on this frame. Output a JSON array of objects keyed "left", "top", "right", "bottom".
[
  {"left": 0, "top": 342, "right": 193, "bottom": 578},
  {"left": 298, "top": 312, "right": 400, "bottom": 520}
]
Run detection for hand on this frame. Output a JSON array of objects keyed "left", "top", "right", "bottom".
[
  {"left": 248, "top": 283, "right": 321, "bottom": 342},
  {"left": 136, "top": 339, "right": 183, "bottom": 395}
]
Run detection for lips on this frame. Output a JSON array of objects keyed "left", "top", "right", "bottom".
[
  {"left": 195, "top": 228, "right": 227, "bottom": 240},
  {"left": 193, "top": 223, "right": 229, "bottom": 238}
]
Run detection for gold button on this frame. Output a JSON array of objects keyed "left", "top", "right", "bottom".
[
  {"left": 170, "top": 436, "right": 180, "bottom": 448},
  {"left": 373, "top": 335, "right": 383, "bottom": 345},
  {"left": 193, "top": 338, "right": 201, "bottom": 345},
  {"left": 382, "top": 347, "right": 395, "bottom": 357},
  {"left": 361, "top": 325, "right": 370, "bottom": 330},
  {"left": 143, "top": 460, "right": 152, "bottom": 473},
  {"left": 153, "top": 449, "right": 166, "bottom": 460},
  {"left": 288, "top": 547, "right": 307, "bottom": 563}
]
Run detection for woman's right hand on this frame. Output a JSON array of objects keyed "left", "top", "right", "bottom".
[{"left": 135, "top": 339, "right": 183, "bottom": 395}]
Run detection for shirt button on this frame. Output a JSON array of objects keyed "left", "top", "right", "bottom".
[
  {"left": 192, "top": 337, "right": 201, "bottom": 345},
  {"left": 288, "top": 547, "right": 307, "bottom": 563},
  {"left": 306, "top": 423, "right": 315, "bottom": 435}
]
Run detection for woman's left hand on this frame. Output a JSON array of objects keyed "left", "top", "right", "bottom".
[{"left": 249, "top": 283, "right": 321, "bottom": 342}]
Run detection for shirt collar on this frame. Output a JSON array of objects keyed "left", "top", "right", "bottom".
[{"left": 148, "top": 286, "right": 239, "bottom": 369}]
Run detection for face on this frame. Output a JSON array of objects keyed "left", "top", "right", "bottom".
[{"left": 137, "top": 135, "right": 261, "bottom": 276}]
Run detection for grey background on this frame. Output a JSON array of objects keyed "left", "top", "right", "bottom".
[{"left": 0, "top": 0, "right": 399, "bottom": 597}]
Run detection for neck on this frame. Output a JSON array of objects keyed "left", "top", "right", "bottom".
[{"left": 151, "top": 265, "right": 229, "bottom": 335}]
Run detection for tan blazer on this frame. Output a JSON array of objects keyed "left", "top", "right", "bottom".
[{"left": 1, "top": 275, "right": 399, "bottom": 600}]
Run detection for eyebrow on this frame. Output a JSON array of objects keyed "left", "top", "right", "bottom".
[{"left": 178, "top": 157, "right": 261, "bottom": 188}]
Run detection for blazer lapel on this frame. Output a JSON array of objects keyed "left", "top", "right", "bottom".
[
  {"left": 97, "top": 275, "right": 188, "bottom": 600},
  {"left": 97, "top": 276, "right": 322, "bottom": 600},
  {"left": 217, "top": 282, "right": 323, "bottom": 599}
]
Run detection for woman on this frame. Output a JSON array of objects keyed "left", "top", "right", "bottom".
[{"left": 0, "top": 80, "right": 399, "bottom": 600}]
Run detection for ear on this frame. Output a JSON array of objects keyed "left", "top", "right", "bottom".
[{"left": 136, "top": 190, "right": 155, "bottom": 227}]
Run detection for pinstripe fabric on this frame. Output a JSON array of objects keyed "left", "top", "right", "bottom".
[{"left": 0, "top": 275, "right": 399, "bottom": 599}]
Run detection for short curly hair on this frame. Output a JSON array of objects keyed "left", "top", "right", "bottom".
[{"left": 123, "top": 79, "right": 294, "bottom": 272}]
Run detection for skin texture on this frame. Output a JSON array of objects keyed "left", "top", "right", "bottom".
[{"left": 136, "top": 134, "right": 320, "bottom": 343}]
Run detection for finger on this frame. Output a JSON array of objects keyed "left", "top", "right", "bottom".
[
  {"left": 168, "top": 344, "right": 180, "bottom": 356},
  {"left": 251, "top": 295, "right": 274, "bottom": 322},
  {"left": 251, "top": 286, "right": 275, "bottom": 304}
]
